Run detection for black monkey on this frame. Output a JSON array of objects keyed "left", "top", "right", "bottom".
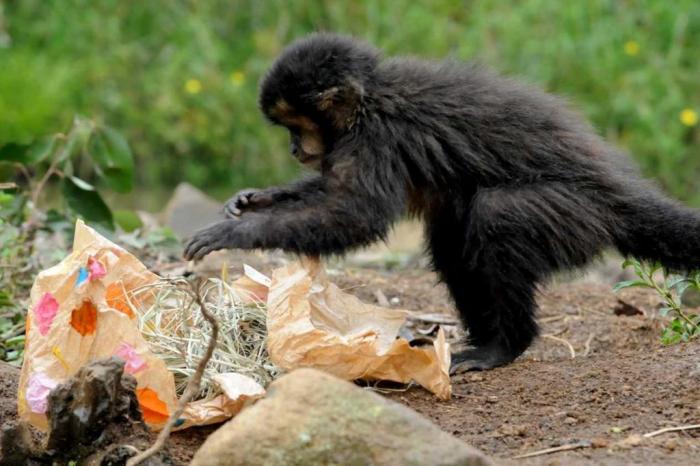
[{"left": 184, "top": 34, "right": 700, "bottom": 372}]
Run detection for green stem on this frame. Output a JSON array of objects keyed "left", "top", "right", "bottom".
[{"left": 649, "top": 274, "right": 699, "bottom": 338}]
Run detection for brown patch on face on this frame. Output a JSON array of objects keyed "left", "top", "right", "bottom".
[
  {"left": 317, "top": 87, "right": 339, "bottom": 111},
  {"left": 271, "top": 99, "right": 326, "bottom": 167}
]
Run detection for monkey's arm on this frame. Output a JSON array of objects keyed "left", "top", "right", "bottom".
[
  {"left": 224, "top": 177, "right": 325, "bottom": 217},
  {"left": 185, "top": 165, "right": 405, "bottom": 260}
]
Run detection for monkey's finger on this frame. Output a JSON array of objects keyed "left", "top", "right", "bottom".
[
  {"left": 223, "top": 203, "right": 242, "bottom": 218},
  {"left": 192, "top": 243, "right": 221, "bottom": 261},
  {"left": 184, "top": 236, "right": 210, "bottom": 260},
  {"left": 238, "top": 196, "right": 250, "bottom": 206},
  {"left": 183, "top": 240, "right": 199, "bottom": 260}
]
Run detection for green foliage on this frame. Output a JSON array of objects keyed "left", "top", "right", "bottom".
[
  {"left": 1, "top": 1, "right": 699, "bottom": 206},
  {"left": 615, "top": 258, "right": 700, "bottom": 344},
  {"left": 1, "top": 116, "right": 135, "bottom": 229},
  {"left": 0, "top": 196, "right": 31, "bottom": 365}
]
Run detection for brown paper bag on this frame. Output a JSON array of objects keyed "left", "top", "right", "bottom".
[
  {"left": 18, "top": 220, "right": 263, "bottom": 431},
  {"left": 266, "top": 259, "right": 452, "bottom": 400}
]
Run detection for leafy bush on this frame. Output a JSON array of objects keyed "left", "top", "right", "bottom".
[
  {"left": 1, "top": 1, "right": 699, "bottom": 206},
  {"left": 615, "top": 258, "right": 700, "bottom": 344},
  {"left": 1, "top": 116, "right": 135, "bottom": 230}
]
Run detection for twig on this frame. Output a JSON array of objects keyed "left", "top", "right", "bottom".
[
  {"left": 512, "top": 440, "right": 591, "bottom": 459},
  {"left": 542, "top": 334, "right": 576, "bottom": 358},
  {"left": 407, "top": 313, "right": 459, "bottom": 326},
  {"left": 583, "top": 333, "right": 595, "bottom": 357},
  {"left": 539, "top": 315, "right": 566, "bottom": 324},
  {"left": 511, "top": 424, "right": 700, "bottom": 460},
  {"left": 374, "top": 289, "right": 390, "bottom": 307},
  {"left": 127, "top": 279, "right": 220, "bottom": 466},
  {"left": 643, "top": 424, "right": 700, "bottom": 438},
  {"left": 30, "top": 160, "right": 58, "bottom": 205}
]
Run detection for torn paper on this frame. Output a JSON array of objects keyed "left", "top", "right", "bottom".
[
  {"left": 18, "top": 220, "right": 263, "bottom": 431},
  {"left": 266, "top": 259, "right": 452, "bottom": 400}
]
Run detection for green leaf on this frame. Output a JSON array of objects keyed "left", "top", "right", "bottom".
[
  {"left": 0, "top": 291, "right": 13, "bottom": 308},
  {"left": 68, "top": 176, "right": 95, "bottom": 191},
  {"left": 621, "top": 258, "right": 638, "bottom": 269},
  {"left": 87, "top": 126, "right": 134, "bottom": 193},
  {"left": 113, "top": 209, "right": 142, "bottom": 232},
  {"left": 59, "top": 117, "right": 93, "bottom": 163},
  {"left": 61, "top": 177, "right": 114, "bottom": 230},
  {"left": 612, "top": 280, "right": 649, "bottom": 293},
  {"left": 676, "top": 282, "right": 692, "bottom": 300},
  {"left": 0, "top": 143, "right": 32, "bottom": 163},
  {"left": 26, "top": 136, "right": 58, "bottom": 164},
  {"left": 661, "top": 329, "right": 682, "bottom": 345}
]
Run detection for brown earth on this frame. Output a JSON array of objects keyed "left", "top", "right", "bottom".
[{"left": 2, "top": 267, "right": 699, "bottom": 465}]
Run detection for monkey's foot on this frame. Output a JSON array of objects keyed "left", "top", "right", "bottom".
[{"left": 449, "top": 343, "right": 517, "bottom": 374}]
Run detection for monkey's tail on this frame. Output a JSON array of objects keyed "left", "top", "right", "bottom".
[{"left": 615, "top": 190, "right": 700, "bottom": 271}]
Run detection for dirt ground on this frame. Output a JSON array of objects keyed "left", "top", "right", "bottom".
[{"left": 2, "top": 266, "right": 699, "bottom": 465}]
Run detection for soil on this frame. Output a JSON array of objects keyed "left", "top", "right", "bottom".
[{"left": 2, "top": 266, "right": 699, "bottom": 465}]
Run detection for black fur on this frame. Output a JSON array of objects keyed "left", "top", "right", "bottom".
[{"left": 184, "top": 33, "right": 700, "bottom": 370}]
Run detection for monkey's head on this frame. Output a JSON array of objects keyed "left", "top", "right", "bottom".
[{"left": 259, "top": 34, "right": 380, "bottom": 169}]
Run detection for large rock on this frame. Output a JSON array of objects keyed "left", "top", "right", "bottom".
[
  {"left": 0, "top": 358, "right": 163, "bottom": 465},
  {"left": 191, "top": 368, "right": 492, "bottom": 466},
  {"left": 161, "top": 182, "right": 223, "bottom": 239}
]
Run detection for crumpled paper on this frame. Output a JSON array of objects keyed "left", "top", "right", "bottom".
[
  {"left": 19, "top": 220, "right": 451, "bottom": 433},
  {"left": 18, "top": 220, "right": 264, "bottom": 431},
  {"left": 265, "top": 259, "right": 452, "bottom": 400}
]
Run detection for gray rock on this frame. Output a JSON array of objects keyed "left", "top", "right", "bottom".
[
  {"left": 161, "top": 182, "right": 223, "bottom": 239},
  {"left": 191, "top": 368, "right": 493, "bottom": 466}
]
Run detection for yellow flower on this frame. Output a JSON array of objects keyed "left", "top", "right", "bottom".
[
  {"left": 230, "top": 71, "right": 245, "bottom": 86},
  {"left": 680, "top": 108, "right": 698, "bottom": 127},
  {"left": 624, "top": 40, "right": 639, "bottom": 56},
  {"left": 184, "top": 79, "right": 202, "bottom": 94}
]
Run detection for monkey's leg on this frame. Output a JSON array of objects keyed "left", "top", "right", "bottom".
[
  {"left": 436, "top": 185, "right": 610, "bottom": 373},
  {"left": 427, "top": 204, "right": 533, "bottom": 372},
  {"left": 444, "top": 265, "right": 538, "bottom": 373}
]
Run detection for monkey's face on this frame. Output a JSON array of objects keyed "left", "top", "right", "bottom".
[
  {"left": 268, "top": 100, "right": 327, "bottom": 170},
  {"left": 259, "top": 35, "right": 381, "bottom": 169}
]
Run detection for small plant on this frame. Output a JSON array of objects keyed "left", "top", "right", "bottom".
[
  {"left": 614, "top": 258, "right": 700, "bottom": 345},
  {"left": 1, "top": 115, "right": 135, "bottom": 231}
]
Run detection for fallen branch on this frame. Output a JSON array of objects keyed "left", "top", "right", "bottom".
[
  {"left": 127, "top": 279, "right": 220, "bottom": 466},
  {"left": 643, "top": 424, "right": 700, "bottom": 438},
  {"left": 512, "top": 440, "right": 591, "bottom": 459}
]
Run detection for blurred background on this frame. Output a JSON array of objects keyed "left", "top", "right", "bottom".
[{"left": 1, "top": 0, "right": 699, "bottom": 210}]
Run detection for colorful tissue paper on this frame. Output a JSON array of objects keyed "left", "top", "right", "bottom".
[{"left": 18, "top": 220, "right": 261, "bottom": 431}]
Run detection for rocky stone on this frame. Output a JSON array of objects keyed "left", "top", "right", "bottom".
[
  {"left": 161, "top": 182, "right": 223, "bottom": 239},
  {"left": 44, "top": 357, "right": 142, "bottom": 455},
  {"left": 0, "top": 358, "right": 160, "bottom": 465},
  {"left": 191, "top": 368, "right": 493, "bottom": 466}
]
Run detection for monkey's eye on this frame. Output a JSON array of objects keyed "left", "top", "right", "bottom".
[{"left": 289, "top": 132, "right": 300, "bottom": 156}]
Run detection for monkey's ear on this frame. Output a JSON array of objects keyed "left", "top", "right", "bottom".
[{"left": 315, "top": 79, "right": 364, "bottom": 129}]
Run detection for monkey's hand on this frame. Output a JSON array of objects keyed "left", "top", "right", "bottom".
[
  {"left": 184, "top": 219, "right": 252, "bottom": 261},
  {"left": 224, "top": 188, "right": 277, "bottom": 218}
]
